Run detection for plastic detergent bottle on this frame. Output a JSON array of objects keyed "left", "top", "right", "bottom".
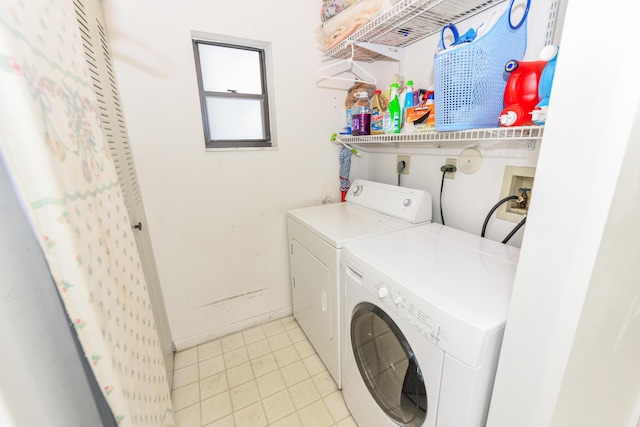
[
  {"left": 384, "top": 83, "right": 401, "bottom": 134},
  {"left": 532, "top": 45, "right": 559, "bottom": 125},
  {"left": 500, "top": 59, "right": 547, "bottom": 127},
  {"left": 370, "top": 90, "right": 388, "bottom": 135},
  {"left": 350, "top": 92, "right": 371, "bottom": 136},
  {"left": 402, "top": 80, "right": 415, "bottom": 127},
  {"left": 425, "top": 92, "right": 435, "bottom": 128}
]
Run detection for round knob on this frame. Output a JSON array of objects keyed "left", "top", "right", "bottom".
[
  {"left": 352, "top": 185, "right": 362, "bottom": 196},
  {"left": 394, "top": 295, "right": 403, "bottom": 305},
  {"left": 378, "top": 287, "right": 389, "bottom": 299},
  {"left": 403, "top": 198, "right": 412, "bottom": 207}
]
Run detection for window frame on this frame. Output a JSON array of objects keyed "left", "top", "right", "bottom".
[{"left": 191, "top": 32, "right": 276, "bottom": 150}]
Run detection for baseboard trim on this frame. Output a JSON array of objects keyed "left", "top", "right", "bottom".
[{"left": 172, "top": 306, "right": 293, "bottom": 352}]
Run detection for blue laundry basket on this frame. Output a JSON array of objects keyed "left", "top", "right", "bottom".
[{"left": 434, "top": 0, "right": 529, "bottom": 131}]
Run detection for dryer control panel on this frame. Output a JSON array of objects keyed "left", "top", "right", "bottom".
[{"left": 346, "top": 179, "right": 432, "bottom": 224}]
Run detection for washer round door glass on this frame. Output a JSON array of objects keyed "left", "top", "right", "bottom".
[{"left": 351, "top": 302, "right": 427, "bottom": 427}]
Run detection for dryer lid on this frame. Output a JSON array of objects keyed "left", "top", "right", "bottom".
[{"left": 287, "top": 202, "right": 414, "bottom": 248}]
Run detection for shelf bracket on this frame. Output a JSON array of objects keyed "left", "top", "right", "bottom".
[{"left": 355, "top": 42, "right": 405, "bottom": 73}]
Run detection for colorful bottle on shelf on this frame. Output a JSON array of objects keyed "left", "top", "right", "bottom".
[
  {"left": 370, "top": 90, "right": 387, "bottom": 135},
  {"left": 350, "top": 92, "right": 371, "bottom": 136},
  {"left": 425, "top": 92, "right": 435, "bottom": 128},
  {"left": 500, "top": 58, "right": 547, "bottom": 127},
  {"left": 532, "top": 45, "right": 559, "bottom": 125},
  {"left": 402, "top": 80, "right": 415, "bottom": 128},
  {"left": 384, "top": 83, "right": 401, "bottom": 134}
]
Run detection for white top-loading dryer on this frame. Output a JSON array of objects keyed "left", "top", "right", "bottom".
[
  {"left": 342, "top": 223, "right": 520, "bottom": 427},
  {"left": 287, "top": 179, "right": 432, "bottom": 387}
]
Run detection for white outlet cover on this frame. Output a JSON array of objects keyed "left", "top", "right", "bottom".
[{"left": 458, "top": 148, "right": 483, "bottom": 174}]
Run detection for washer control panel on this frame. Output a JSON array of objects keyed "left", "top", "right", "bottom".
[
  {"left": 373, "top": 280, "right": 447, "bottom": 349},
  {"left": 346, "top": 255, "right": 493, "bottom": 368}
]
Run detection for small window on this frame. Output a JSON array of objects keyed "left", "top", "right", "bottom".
[{"left": 192, "top": 33, "right": 276, "bottom": 149}]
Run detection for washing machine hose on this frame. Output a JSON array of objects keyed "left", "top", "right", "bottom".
[
  {"left": 501, "top": 215, "right": 527, "bottom": 244},
  {"left": 481, "top": 195, "right": 527, "bottom": 243}
]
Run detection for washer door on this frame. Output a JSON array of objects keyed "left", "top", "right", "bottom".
[{"left": 351, "top": 302, "right": 428, "bottom": 427}]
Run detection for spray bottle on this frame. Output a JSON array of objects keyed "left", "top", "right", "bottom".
[{"left": 384, "top": 83, "right": 401, "bottom": 134}]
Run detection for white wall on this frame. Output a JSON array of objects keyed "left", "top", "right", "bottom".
[
  {"left": 102, "top": 0, "right": 348, "bottom": 348},
  {"left": 487, "top": 0, "right": 640, "bottom": 425}
]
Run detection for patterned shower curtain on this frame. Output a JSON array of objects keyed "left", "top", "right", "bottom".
[{"left": 0, "top": 0, "right": 174, "bottom": 425}]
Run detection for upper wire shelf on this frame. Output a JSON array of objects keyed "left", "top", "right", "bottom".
[
  {"left": 323, "top": 0, "right": 507, "bottom": 62},
  {"left": 335, "top": 125, "right": 544, "bottom": 150}
]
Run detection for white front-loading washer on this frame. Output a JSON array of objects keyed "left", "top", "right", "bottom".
[
  {"left": 342, "top": 223, "right": 520, "bottom": 427},
  {"left": 287, "top": 179, "right": 432, "bottom": 388}
]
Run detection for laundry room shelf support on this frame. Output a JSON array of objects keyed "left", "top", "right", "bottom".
[{"left": 335, "top": 126, "right": 544, "bottom": 150}]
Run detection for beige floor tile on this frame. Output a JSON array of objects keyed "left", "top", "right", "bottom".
[
  {"left": 199, "top": 339, "right": 222, "bottom": 361},
  {"left": 273, "top": 345, "right": 301, "bottom": 368},
  {"left": 263, "top": 319, "right": 286, "bottom": 337},
  {"left": 200, "top": 354, "right": 225, "bottom": 378},
  {"left": 281, "top": 360, "right": 310, "bottom": 387},
  {"left": 251, "top": 353, "right": 278, "bottom": 378},
  {"left": 226, "top": 362, "right": 254, "bottom": 388},
  {"left": 201, "top": 391, "right": 232, "bottom": 425},
  {"left": 323, "top": 391, "right": 350, "bottom": 422},
  {"left": 173, "top": 403, "right": 200, "bottom": 427},
  {"left": 335, "top": 415, "right": 358, "bottom": 427},
  {"left": 242, "top": 325, "right": 267, "bottom": 345},
  {"left": 298, "top": 400, "right": 334, "bottom": 427},
  {"left": 281, "top": 316, "right": 298, "bottom": 330},
  {"left": 223, "top": 346, "right": 249, "bottom": 369},
  {"left": 230, "top": 380, "right": 261, "bottom": 411},
  {"left": 294, "top": 340, "right": 316, "bottom": 358},
  {"left": 174, "top": 347, "right": 198, "bottom": 369},
  {"left": 289, "top": 378, "right": 321, "bottom": 410},
  {"left": 172, "top": 382, "right": 200, "bottom": 411},
  {"left": 221, "top": 331, "right": 245, "bottom": 353},
  {"left": 204, "top": 413, "right": 235, "bottom": 427},
  {"left": 233, "top": 401, "right": 268, "bottom": 427},
  {"left": 268, "top": 331, "right": 294, "bottom": 351},
  {"left": 172, "top": 363, "right": 199, "bottom": 390},
  {"left": 172, "top": 317, "right": 354, "bottom": 427},
  {"left": 312, "top": 371, "right": 338, "bottom": 397},
  {"left": 246, "top": 339, "right": 272, "bottom": 360},
  {"left": 256, "top": 369, "right": 286, "bottom": 398},
  {"left": 269, "top": 412, "right": 303, "bottom": 427},
  {"left": 287, "top": 326, "right": 307, "bottom": 344},
  {"left": 262, "top": 389, "right": 296, "bottom": 424},
  {"left": 200, "top": 371, "right": 228, "bottom": 400},
  {"left": 302, "top": 354, "right": 327, "bottom": 377}
]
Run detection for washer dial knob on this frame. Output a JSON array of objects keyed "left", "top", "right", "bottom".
[
  {"left": 394, "top": 295, "right": 404, "bottom": 305},
  {"left": 378, "top": 287, "right": 389, "bottom": 299}
]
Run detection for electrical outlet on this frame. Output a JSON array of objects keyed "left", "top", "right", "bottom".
[
  {"left": 444, "top": 158, "right": 457, "bottom": 179},
  {"left": 397, "top": 155, "right": 410, "bottom": 174}
]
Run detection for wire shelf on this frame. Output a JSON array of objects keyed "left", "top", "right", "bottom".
[
  {"left": 336, "top": 125, "right": 543, "bottom": 149},
  {"left": 323, "top": 0, "right": 507, "bottom": 61}
]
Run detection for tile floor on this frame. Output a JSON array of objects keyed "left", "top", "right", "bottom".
[{"left": 171, "top": 316, "right": 358, "bottom": 426}]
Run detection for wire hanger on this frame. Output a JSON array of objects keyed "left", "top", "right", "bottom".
[{"left": 316, "top": 42, "right": 377, "bottom": 84}]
